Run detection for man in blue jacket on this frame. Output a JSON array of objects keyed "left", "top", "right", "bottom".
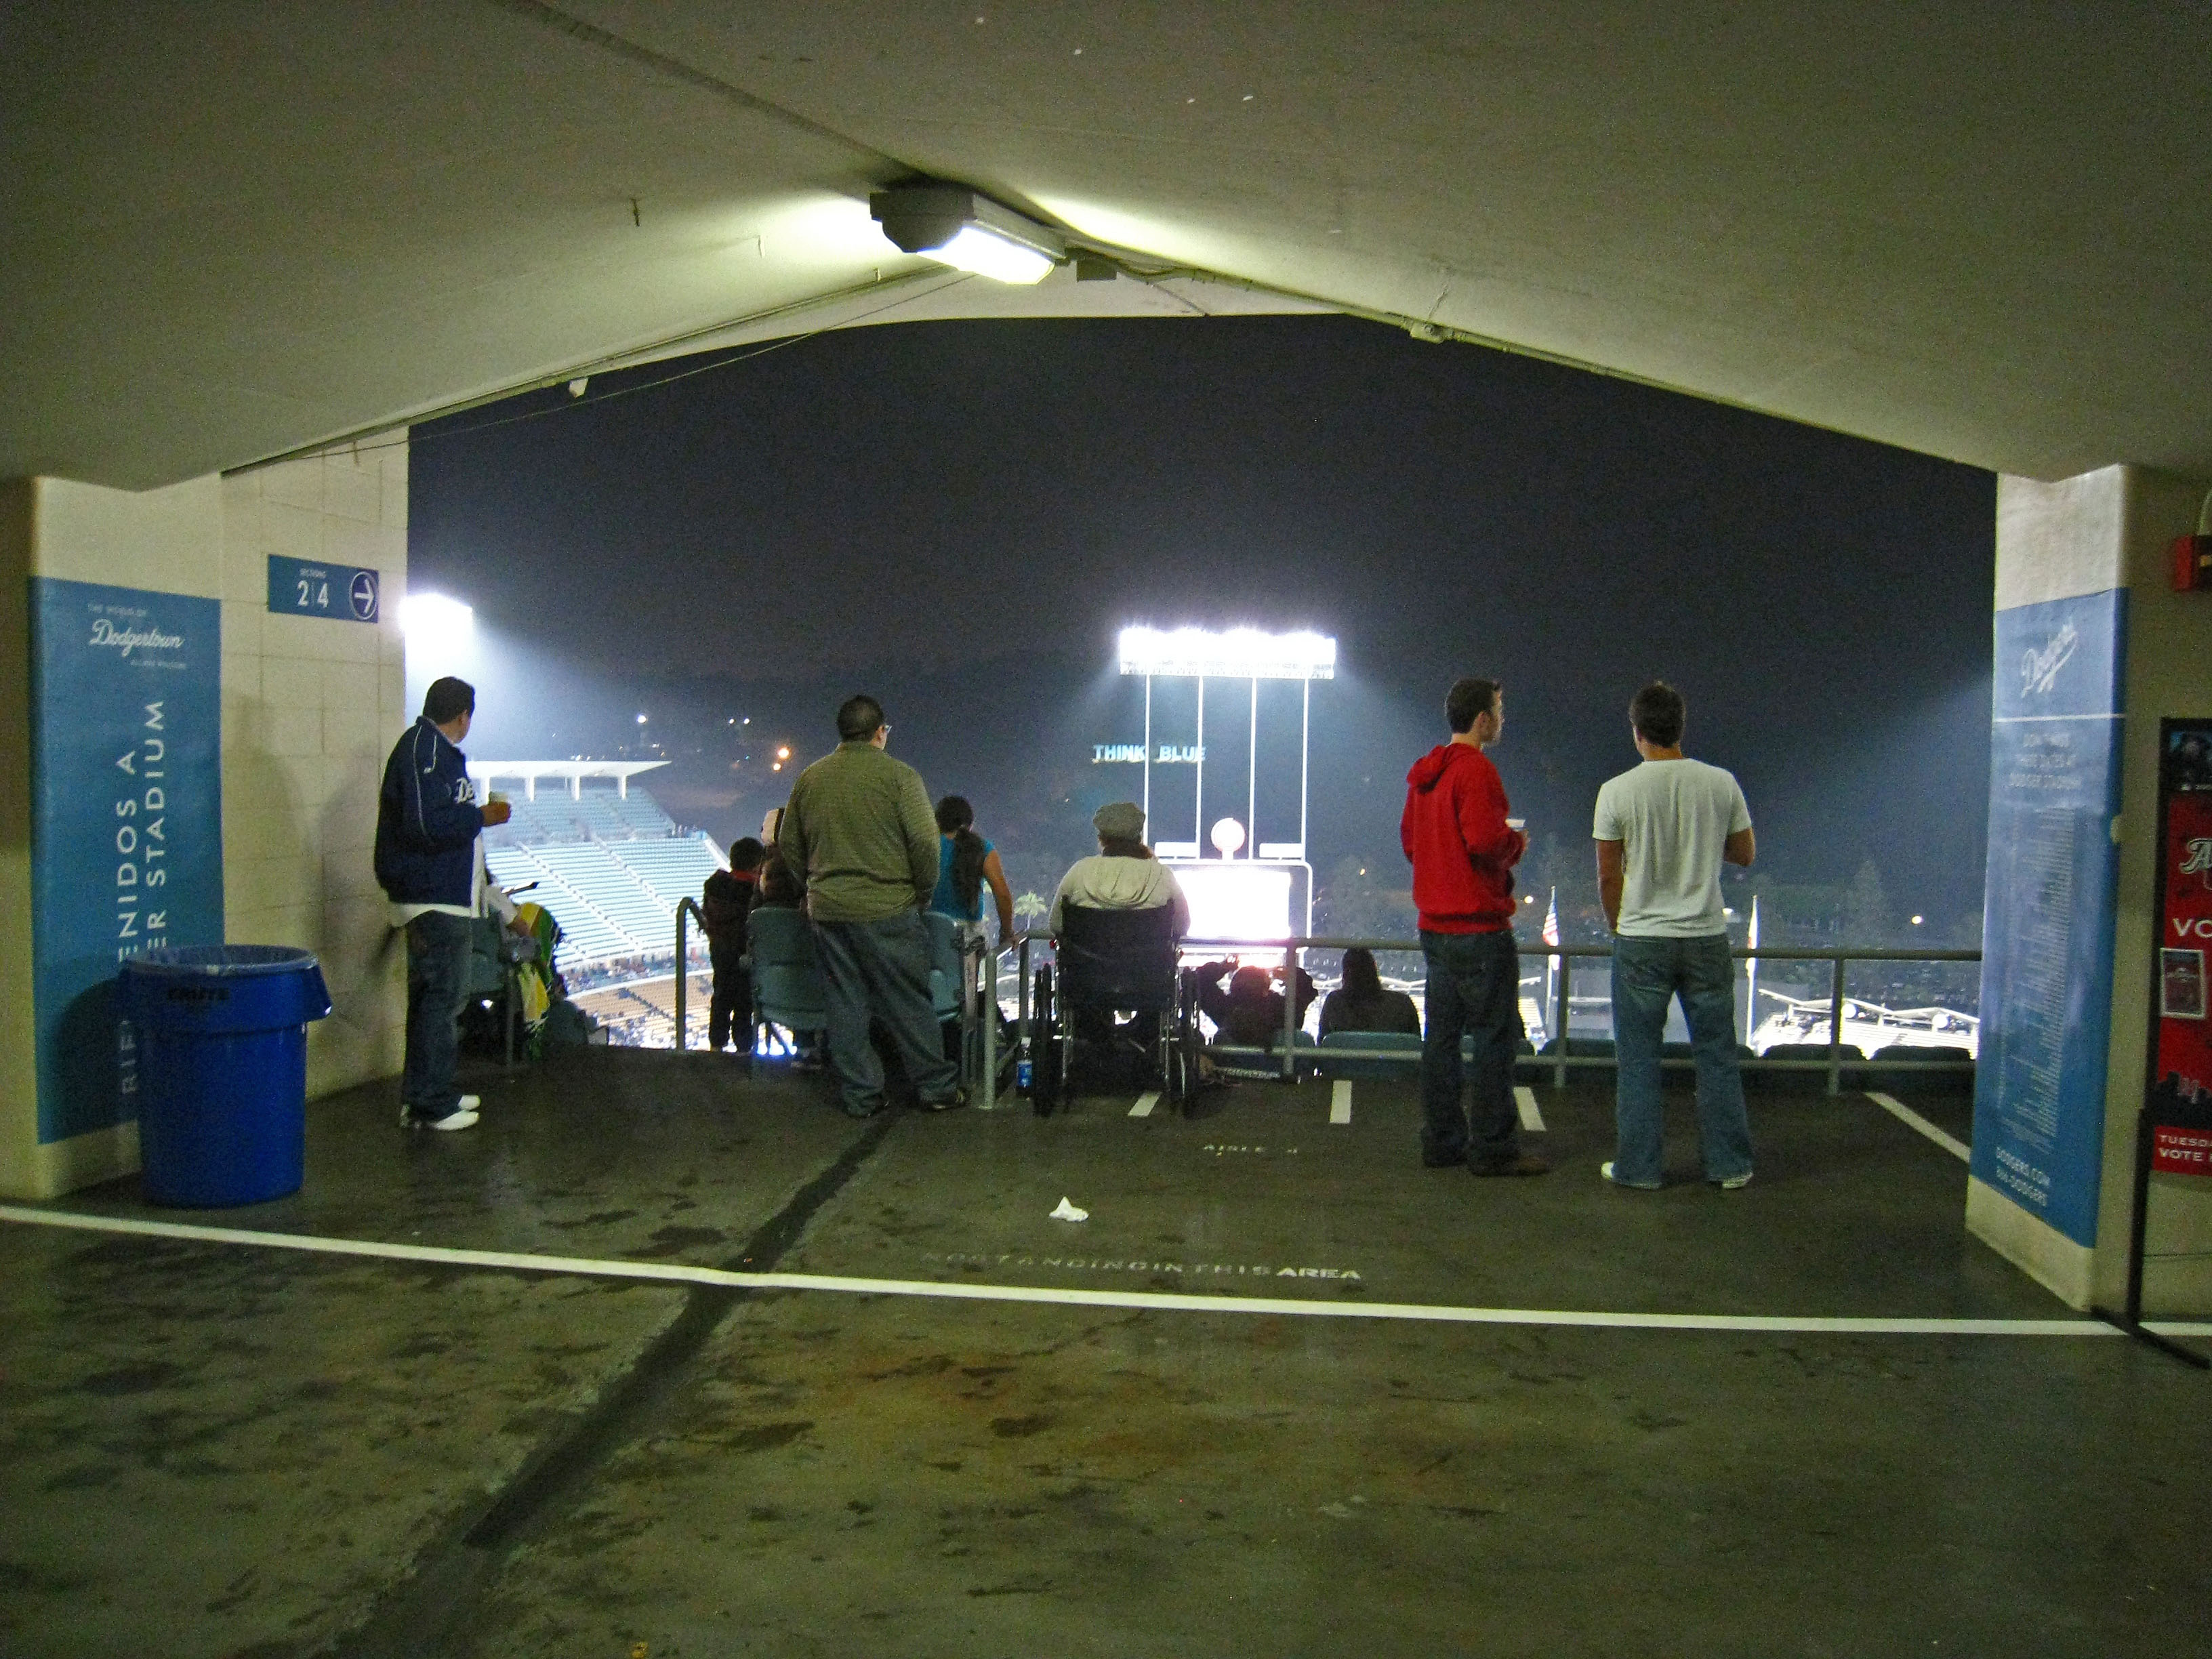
[{"left": 374, "top": 676, "right": 514, "bottom": 1130}]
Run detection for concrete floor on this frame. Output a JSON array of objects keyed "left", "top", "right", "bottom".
[{"left": 3, "top": 1050, "right": 2208, "bottom": 1658}]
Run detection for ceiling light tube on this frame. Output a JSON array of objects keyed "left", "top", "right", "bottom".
[{"left": 869, "top": 183, "right": 1065, "bottom": 285}]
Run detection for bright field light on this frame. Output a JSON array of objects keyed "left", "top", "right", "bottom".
[
  {"left": 1174, "top": 864, "right": 1293, "bottom": 943},
  {"left": 1119, "top": 626, "right": 1336, "bottom": 680},
  {"left": 398, "top": 592, "right": 473, "bottom": 640}
]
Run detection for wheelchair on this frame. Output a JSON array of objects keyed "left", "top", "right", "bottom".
[{"left": 1027, "top": 903, "right": 1200, "bottom": 1117}]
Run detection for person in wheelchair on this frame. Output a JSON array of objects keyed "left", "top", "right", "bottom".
[{"left": 1044, "top": 802, "right": 1191, "bottom": 1092}]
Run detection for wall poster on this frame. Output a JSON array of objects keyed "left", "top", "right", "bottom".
[
  {"left": 28, "top": 578, "right": 223, "bottom": 1144},
  {"left": 1971, "top": 587, "right": 2126, "bottom": 1246},
  {"left": 2147, "top": 720, "right": 2212, "bottom": 1177}
]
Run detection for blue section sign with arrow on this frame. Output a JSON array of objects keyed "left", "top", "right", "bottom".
[{"left": 267, "top": 555, "right": 379, "bottom": 623}]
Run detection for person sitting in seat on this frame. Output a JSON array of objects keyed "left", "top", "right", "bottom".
[
  {"left": 1318, "top": 946, "right": 1420, "bottom": 1038},
  {"left": 1196, "top": 959, "right": 1318, "bottom": 1048}
]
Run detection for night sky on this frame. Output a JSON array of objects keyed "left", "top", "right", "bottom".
[{"left": 410, "top": 313, "right": 1994, "bottom": 937}]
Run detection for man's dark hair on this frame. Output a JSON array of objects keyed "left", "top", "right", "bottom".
[
  {"left": 728, "top": 837, "right": 765, "bottom": 871},
  {"left": 422, "top": 676, "right": 475, "bottom": 726},
  {"left": 1631, "top": 681, "right": 1687, "bottom": 748},
  {"left": 1445, "top": 677, "right": 1502, "bottom": 734},
  {"left": 836, "top": 694, "right": 886, "bottom": 741}
]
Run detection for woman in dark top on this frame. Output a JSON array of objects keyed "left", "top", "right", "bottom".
[{"left": 1318, "top": 947, "right": 1421, "bottom": 1037}]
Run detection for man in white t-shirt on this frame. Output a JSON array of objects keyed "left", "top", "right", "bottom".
[{"left": 1592, "top": 681, "right": 1757, "bottom": 1190}]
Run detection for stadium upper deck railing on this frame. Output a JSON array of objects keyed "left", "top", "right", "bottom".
[
  {"left": 1008, "top": 934, "right": 1981, "bottom": 1099},
  {"left": 671, "top": 902, "right": 1980, "bottom": 1105}
]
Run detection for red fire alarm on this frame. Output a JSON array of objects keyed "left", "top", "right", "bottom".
[{"left": 2175, "top": 491, "right": 2212, "bottom": 592}]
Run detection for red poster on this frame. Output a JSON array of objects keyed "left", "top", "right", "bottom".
[{"left": 2149, "top": 771, "right": 2212, "bottom": 1175}]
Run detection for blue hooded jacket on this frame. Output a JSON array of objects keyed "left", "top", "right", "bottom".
[{"left": 374, "top": 717, "right": 485, "bottom": 907}]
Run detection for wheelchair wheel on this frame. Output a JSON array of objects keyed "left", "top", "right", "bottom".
[
  {"left": 1169, "top": 968, "right": 1203, "bottom": 1118},
  {"left": 1030, "top": 964, "right": 1062, "bottom": 1116}
]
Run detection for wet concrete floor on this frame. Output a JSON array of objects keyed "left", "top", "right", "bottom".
[{"left": 3, "top": 1048, "right": 2207, "bottom": 1656}]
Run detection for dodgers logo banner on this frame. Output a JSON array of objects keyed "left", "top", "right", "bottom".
[
  {"left": 29, "top": 578, "right": 223, "bottom": 1144},
  {"left": 1972, "top": 587, "right": 2125, "bottom": 1245}
]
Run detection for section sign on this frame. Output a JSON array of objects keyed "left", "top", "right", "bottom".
[
  {"left": 268, "top": 554, "right": 378, "bottom": 623},
  {"left": 28, "top": 578, "right": 223, "bottom": 1143},
  {"left": 1971, "top": 587, "right": 2126, "bottom": 1245}
]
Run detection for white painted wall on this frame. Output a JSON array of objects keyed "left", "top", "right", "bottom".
[{"left": 0, "top": 443, "right": 410, "bottom": 1200}]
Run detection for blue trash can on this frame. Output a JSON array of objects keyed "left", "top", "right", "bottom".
[{"left": 117, "top": 945, "right": 333, "bottom": 1207}]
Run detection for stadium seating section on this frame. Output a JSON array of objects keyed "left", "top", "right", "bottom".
[{"left": 483, "top": 785, "right": 722, "bottom": 970}]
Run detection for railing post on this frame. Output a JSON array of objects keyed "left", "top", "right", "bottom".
[
  {"left": 1826, "top": 954, "right": 1847, "bottom": 1097},
  {"left": 1553, "top": 950, "right": 1572, "bottom": 1088},
  {"left": 1280, "top": 941, "right": 1299, "bottom": 1082},
  {"left": 1016, "top": 933, "right": 1033, "bottom": 1082},
  {"left": 673, "top": 898, "right": 695, "bottom": 1052},
  {"left": 981, "top": 943, "right": 998, "bottom": 1110}
]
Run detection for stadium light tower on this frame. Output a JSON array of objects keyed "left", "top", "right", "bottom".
[{"left": 1117, "top": 625, "right": 1336, "bottom": 937}]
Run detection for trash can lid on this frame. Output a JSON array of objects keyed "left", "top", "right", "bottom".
[{"left": 122, "top": 944, "right": 322, "bottom": 977}]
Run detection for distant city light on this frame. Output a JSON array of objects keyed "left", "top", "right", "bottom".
[
  {"left": 1911, "top": 914, "right": 1925, "bottom": 925},
  {"left": 636, "top": 713, "right": 648, "bottom": 724},
  {"left": 776, "top": 745, "right": 791, "bottom": 760},
  {"left": 1118, "top": 625, "right": 1337, "bottom": 680}
]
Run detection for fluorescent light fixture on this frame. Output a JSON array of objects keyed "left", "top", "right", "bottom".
[
  {"left": 869, "top": 183, "right": 1065, "bottom": 285},
  {"left": 1118, "top": 626, "right": 1337, "bottom": 680}
]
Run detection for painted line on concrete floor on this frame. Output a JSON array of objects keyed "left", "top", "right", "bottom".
[
  {"left": 7, "top": 1203, "right": 2209, "bottom": 1341},
  {"left": 1515, "top": 1086, "right": 1547, "bottom": 1133},
  {"left": 1866, "top": 1092, "right": 1971, "bottom": 1162},
  {"left": 1330, "top": 1081, "right": 1353, "bottom": 1125},
  {"left": 1128, "top": 1091, "right": 1160, "bottom": 1119}
]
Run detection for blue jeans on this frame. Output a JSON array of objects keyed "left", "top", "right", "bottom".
[
  {"left": 811, "top": 910, "right": 958, "bottom": 1115},
  {"left": 402, "top": 910, "right": 474, "bottom": 1116},
  {"left": 1609, "top": 933, "right": 1753, "bottom": 1186},
  {"left": 1419, "top": 929, "right": 1522, "bottom": 1168}
]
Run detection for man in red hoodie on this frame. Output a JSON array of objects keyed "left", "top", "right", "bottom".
[{"left": 1400, "top": 677, "right": 1549, "bottom": 1176}]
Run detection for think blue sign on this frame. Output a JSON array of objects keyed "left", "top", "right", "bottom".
[
  {"left": 268, "top": 554, "right": 379, "bottom": 623},
  {"left": 29, "top": 579, "right": 224, "bottom": 1144}
]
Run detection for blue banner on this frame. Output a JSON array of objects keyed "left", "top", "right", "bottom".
[
  {"left": 29, "top": 579, "right": 224, "bottom": 1144},
  {"left": 267, "top": 554, "right": 379, "bottom": 623},
  {"left": 1971, "top": 588, "right": 2126, "bottom": 1245}
]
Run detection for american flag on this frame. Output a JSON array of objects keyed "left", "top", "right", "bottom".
[{"left": 1542, "top": 886, "right": 1560, "bottom": 947}]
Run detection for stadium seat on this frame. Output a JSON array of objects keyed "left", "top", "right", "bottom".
[{"left": 1316, "top": 1030, "right": 1422, "bottom": 1080}]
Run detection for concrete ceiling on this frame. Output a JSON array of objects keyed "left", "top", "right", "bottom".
[{"left": 3, "top": 1, "right": 2207, "bottom": 491}]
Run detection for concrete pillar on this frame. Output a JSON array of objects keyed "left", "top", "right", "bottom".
[
  {"left": 0, "top": 443, "right": 411, "bottom": 1200},
  {"left": 1969, "top": 465, "right": 2212, "bottom": 1311}
]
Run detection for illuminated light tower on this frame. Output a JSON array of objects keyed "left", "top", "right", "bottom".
[{"left": 1117, "top": 625, "right": 1336, "bottom": 939}]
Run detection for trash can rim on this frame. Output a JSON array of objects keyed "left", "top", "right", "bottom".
[{"left": 122, "top": 944, "right": 322, "bottom": 977}]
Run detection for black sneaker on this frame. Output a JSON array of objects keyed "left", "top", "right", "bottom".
[{"left": 916, "top": 1086, "right": 968, "bottom": 1113}]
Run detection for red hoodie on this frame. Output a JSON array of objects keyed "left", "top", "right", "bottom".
[{"left": 1400, "top": 742, "right": 1525, "bottom": 933}]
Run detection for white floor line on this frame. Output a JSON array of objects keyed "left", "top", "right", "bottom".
[
  {"left": 1514, "top": 1086, "right": 1546, "bottom": 1133},
  {"left": 5, "top": 1204, "right": 2207, "bottom": 1340},
  {"left": 1128, "top": 1092, "right": 1160, "bottom": 1119},
  {"left": 1866, "top": 1092, "right": 1971, "bottom": 1162},
  {"left": 1330, "top": 1081, "right": 1353, "bottom": 1125}
]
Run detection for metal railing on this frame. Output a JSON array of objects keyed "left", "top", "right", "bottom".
[{"left": 1006, "top": 934, "right": 1980, "bottom": 1097}]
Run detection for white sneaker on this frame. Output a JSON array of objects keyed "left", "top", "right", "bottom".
[
  {"left": 1715, "top": 1170, "right": 1753, "bottom": 1190},
  {"left": 402, "top": 1104, "right": 480, "bottom": 1131},
  {"left": 456, "top": 1094, "right": 481, "bottom": 1113},
  {"left": 1600, "top": 1160, "right": 1661, "bottom": 1191}
]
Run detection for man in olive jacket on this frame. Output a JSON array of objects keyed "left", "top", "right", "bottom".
[{"left": 778, "top": 695, "right": 964, "bottom": 1116}]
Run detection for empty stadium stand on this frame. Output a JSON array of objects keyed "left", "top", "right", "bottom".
[{"left": 473, "top": 767, "right": 724, "bottom": 974}]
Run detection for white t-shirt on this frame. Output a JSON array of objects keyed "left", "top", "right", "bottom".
[{"left": 1593, "top": 759, "right": 1752, "bottom": 938}]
